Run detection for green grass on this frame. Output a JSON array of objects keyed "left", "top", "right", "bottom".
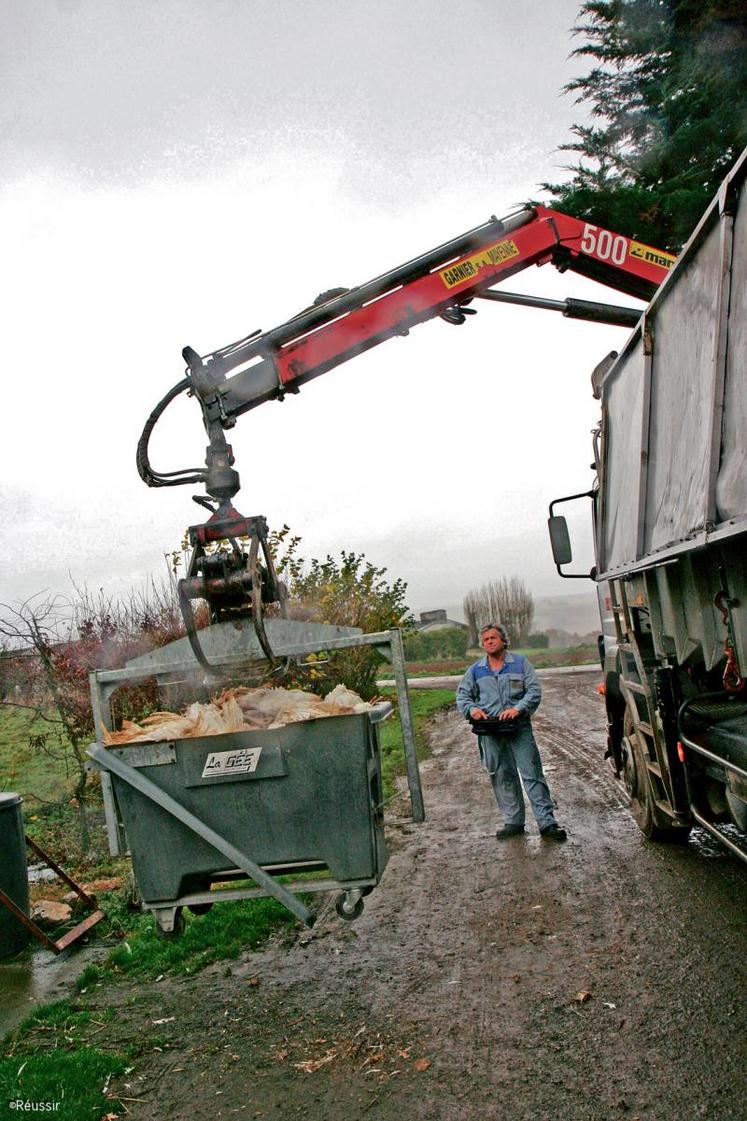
[
  {"left": 0, "top": 707, "right": 73, "bottom": 804},
  {"left": 74, "top": 885, "right": 303, "bottom": 987},
  {"left": 1, "top": 1000, "right": 128, "bottom": 1121},
  {"left": 378, "top": 644, "right": 599, "bottom": 679},
  {"left": 378, "top": 687, "right": 455, "bottom": 799},
  {"left": 512, "top": 644, "right": 599, "bottom": 668},
  {"left": 0, "top": 706, "right": 129, "bottom": 871}
]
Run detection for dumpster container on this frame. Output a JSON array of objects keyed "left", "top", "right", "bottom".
[
  {"left": 91, "top": 704, "right": 391, "bottom": 934},
  {"left": 0, "top": 793, "right": 30, "bottom": 958}
]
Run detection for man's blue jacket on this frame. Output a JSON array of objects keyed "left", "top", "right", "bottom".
[{"left": 455, "top": 652, "right": 542, "bottom": 719}]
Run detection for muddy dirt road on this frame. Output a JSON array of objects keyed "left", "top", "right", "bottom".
[{"left": 106, "top": 672, "right": 747, "bottom": 1121}]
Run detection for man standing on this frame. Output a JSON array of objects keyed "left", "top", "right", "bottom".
[{"left": 456, "top": 623, "right": 567, "bottom": 841}]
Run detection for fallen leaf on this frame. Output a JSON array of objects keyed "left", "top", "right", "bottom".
[
  {"left": 575, "top": 990, "right": 592, "bottom": 1004},
  {"left": 274, "top": 1049, "right": 289, "bottom": 1062},
  {"left": 294, "top": 1048, "right": 338, "bottom": 1073},
  {"left": 413, "top": 1057, "right": 431, "bottom": 1072},
  {"left": 246, "top": 976, "right": 261, "bottom": 987},
  {"left": 602, "top": 1001, "right": 617, "bottom": 1009}
]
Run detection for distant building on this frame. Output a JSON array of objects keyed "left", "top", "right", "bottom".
[{"left": 414, "top": 609, "right": 469, "bottom": 633}]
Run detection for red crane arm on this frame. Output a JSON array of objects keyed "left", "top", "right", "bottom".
[{"left": 183, "top": 205, "right": 675, "bottom": 423}]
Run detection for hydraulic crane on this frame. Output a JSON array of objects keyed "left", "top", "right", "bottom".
[{"left": 136, "top": 203, "right": 675, "bottom": 671}]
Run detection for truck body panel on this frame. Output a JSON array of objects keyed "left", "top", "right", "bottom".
[{"left": 597, "top": 147, "right": 747, "bottom": 578}]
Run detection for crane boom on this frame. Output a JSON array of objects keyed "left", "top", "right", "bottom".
[{"left": 183, "top": 204, "right": 675, "bottom": 425}]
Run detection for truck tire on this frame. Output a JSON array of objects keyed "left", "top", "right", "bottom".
[{"left": 622, "top": 711, "right": 691, "bottom": 843}]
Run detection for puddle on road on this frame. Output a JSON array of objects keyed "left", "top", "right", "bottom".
[
  {"left": 688, "top": 823, "right": 742, "bottom": 859},
  {"left": 0, "top": 942, "right": 106, "bottom": 1039},
  {"left": 1, "top": 865, "right": 108, "bottom": 1039}
]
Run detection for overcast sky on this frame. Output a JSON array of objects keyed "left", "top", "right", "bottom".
[{"left": 1, "top": 0, "right": 640, "bottom": 618}]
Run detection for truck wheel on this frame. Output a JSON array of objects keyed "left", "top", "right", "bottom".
[{"left": 622, "top": 713, "right": 690, "bottom": 842}]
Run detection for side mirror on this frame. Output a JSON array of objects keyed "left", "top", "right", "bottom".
[
  {"left": 548, "top": 515, "right": 572, "bottom": 566},
  {"left": 547, "top": 489, "right": 595, "bottom": 579}
]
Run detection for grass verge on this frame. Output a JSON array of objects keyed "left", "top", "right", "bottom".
[
  {"left": 0, "top": 1000, "right": 129, "bottom": 1120},
  {"left": 378, "top": 687, "right": 455, "bottom": 799},
  {"left": 379, "top": 645, "right": 599, "bottom": 679},
  {"left": 0, "top": 707, "right": 72, "bottom": 804},
  {"left": 75, "top": 888, "right": 302, "bottom": 989}
]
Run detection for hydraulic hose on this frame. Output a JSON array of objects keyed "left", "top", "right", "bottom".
[{"left": 136, "top": 376, "right": 206, "bottom": 488}]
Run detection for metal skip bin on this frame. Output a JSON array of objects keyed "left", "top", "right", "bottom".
[
  {"left": 86, "top": 617, "right": 423, "bottom": 934},
  {"left": 89, "top": 704, "right": 391, "bottom": 934}
]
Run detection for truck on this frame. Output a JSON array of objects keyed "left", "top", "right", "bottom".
[{"left": 549, "top": 148, "right": 747, "bottom": 862}]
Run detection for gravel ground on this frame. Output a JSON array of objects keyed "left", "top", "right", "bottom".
[{"left": 95, "top": 672, "right": 747, "bottom": 1120}]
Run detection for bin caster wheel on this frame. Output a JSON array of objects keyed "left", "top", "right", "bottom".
[
  {"left": 335, "top": 893, "right": 364, "bottom": 922},
  {"left": 155, "top": 907, "right": 185, "bottom": 939}
]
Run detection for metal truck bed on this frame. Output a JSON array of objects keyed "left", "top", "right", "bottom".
[{"left": 596, "top": 148, "right": 747, "bottom": 576}]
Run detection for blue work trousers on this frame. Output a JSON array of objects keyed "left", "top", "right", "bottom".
[{"left": 478, "top": 724, "right": 556, "bottom": 830}]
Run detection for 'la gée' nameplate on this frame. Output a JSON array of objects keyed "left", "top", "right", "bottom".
[{"left": 201, "top": 746, "right": 262, "bottom": 779}]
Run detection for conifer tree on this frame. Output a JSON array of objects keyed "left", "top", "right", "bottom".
[{"left": 545, "top": 2, "right": 747, "bottom": 251}]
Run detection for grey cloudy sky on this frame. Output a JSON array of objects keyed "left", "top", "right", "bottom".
[
  {"left": 2, "top": 1, "right": 631, "bottom": 616},
  {"left": 3, "top": 1, "right": 579, "bottom": 188}
]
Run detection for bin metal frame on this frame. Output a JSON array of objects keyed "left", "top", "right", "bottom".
[
  {"left": 0, "top": 835, "right": 106, "bottom": 954},
  {"left": 87, "top": 621, "right": 423, "bottom": 930}
]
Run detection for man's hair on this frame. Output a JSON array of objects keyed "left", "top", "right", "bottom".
[{"left": 479, "top": 622, "right": 510, "bottom": 647}]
